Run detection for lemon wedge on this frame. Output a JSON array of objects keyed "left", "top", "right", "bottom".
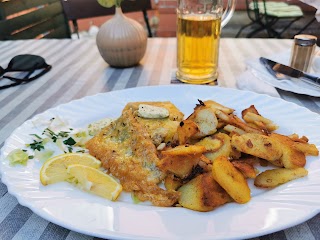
[
  {"left": 67, "top": 164, "right": 122, "bottom": 201},
  {"left": 40, "top": 153, "right": 101, "bottom": 185}
]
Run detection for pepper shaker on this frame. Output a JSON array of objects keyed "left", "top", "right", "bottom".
[{"left": 290, "top": 34, "right": 317, "bottom": 73}]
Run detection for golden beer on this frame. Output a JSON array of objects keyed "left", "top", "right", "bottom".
[{"left": 176, "top": 14, "right": 221, "bottom": 84}]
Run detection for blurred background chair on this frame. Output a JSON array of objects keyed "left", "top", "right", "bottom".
[
  {"left": 236, "top": 0, "right": 303, "bottom": 38},
  {"left": 60, "top": 0, "right": 153, "bottom": 38},
  {"left": 0, "top": 0, "right": 71, "bottom": 40}
]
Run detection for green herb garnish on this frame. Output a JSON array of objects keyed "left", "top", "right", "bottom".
[
  {"left": 28, "top": 140, "right": 45, "bottom": 151},
  {"left": 43, "top": 128, "right": 71, "bottom": 142},
  {"left": 63, "top": 137, "right": 76, "bottom": 146}
]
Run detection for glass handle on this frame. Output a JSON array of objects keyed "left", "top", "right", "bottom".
[{"left": 221, "top": 0, "right": 236, "bottom": 28}]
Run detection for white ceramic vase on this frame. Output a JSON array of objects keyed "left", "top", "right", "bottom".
[{"left": 96, "top": 7, "right": 147, "bottom": 68}]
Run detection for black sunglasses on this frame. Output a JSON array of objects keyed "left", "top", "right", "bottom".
[{"left": 0, "top": 54, "right": 52, "bottom": 90}]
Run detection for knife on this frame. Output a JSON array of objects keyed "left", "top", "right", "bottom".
[{"left": 259, "top": 57, "right": 320, "bottom": 88}]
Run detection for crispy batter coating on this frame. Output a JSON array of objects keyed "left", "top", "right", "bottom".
[{"left": 86, "top": 103, "right": 183, "bottom": 207}]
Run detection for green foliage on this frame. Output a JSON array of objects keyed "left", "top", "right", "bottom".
[{"left": 97, "top": 0, "right": 124, "bottom": 8}]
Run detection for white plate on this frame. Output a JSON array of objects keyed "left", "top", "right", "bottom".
[{"left": 1, "top": 85, "right": 320, "bottom": 240}]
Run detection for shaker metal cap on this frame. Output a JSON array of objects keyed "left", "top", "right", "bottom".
[{"left": 294, "top": 34, "right": 317, "bottom": 46}]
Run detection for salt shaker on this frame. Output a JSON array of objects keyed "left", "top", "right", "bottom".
[{"left": 290, "top": 34, "right": 317, "bottom": 73}]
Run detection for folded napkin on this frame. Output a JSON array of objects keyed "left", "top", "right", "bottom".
[
  {"left": 236, "top": 69, "right": 281, "bottom": 98},
  {"left": 236, "top": 51, "right": 320, "bottom": 97}
]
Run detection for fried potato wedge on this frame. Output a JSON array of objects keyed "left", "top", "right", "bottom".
[
  {"left": 188, "top": 107, "right": 218, "bottom": 138},
  {"left": 243, "top": 112, "right": 278, "bottom": 132},
  {"left": 202, "top": 100, "right": 234, "bottom": 114},
  {"left": 159, "top": 145, "right": 206, "bottom": 178},
  {"left": 216, "top": 110, "right": 265, "bottom": 135},
  {"left": 177, "top": 120, "right": 199, "bottom": 145},
  {"left": 241, "top": 105, "right": 259, "bottom": 116},
  {"left": 195, "top": 136, "right": 223, "bottom": 152},
  {"left": 199, "top": 133, "right": 232, "bottom": 162},
  {"left": 212, "top": 156, "right": 251, "bottom": 204},
  {"left": 230, "top": 149, "right": 242, "bottom": 160},
  {"left": 159, "top": 155, "right": 200, "bottom": 179},
  {"left": 288, "top": 134, "right": 309, "bottom": 143},
  {"left": 292, "top": 142, "right": 319, "bottom": 156},
  {"left": 232, "top": 160, "right": 257, "bottom": 179},
  {"left": 286, "top": 134, "right": 318, "bottom": 156},
  {"left": 254, "top": 167, "right": 308, "bottom": 188},
  {"left": 161, "top": 145, "right": 207, "bottom": 157},
  {"left": 231, "top": 133, "right": 283, "bottom": 167},
  {"left": 223, "top": 124, "right": 246, "bottom": 136},
  {"left": 269, "top": 133, "right": 306, "bottom": 169},
  {"left": 178, "top": 173, "right": 232, "bottom": 212},
  {"left": 164, "top": 173, "right": 183, "bottom": 191},
  {"left": 242, "top": 105, "right": 278, "bottom": 132}
]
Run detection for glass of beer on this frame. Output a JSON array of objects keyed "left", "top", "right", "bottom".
[{"left": 176, "top": 0, "right": 236, "bottom": 84}]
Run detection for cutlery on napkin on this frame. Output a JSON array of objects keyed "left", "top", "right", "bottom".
[
  {"left": 259, "top": 57, "right": 320, "bottom": 88},
  {"left": 236, "top": 51, "right": 320, "bottom": 97}
]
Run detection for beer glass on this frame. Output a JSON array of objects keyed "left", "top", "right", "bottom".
[{"left": 176, "top": 0, "right": 236, "bottom": 84}]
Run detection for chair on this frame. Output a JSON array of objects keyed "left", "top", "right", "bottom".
[
  {"left": 60, "top": 0, "right": 153, "bottom": 38},
  {"left": 0, "top": 0, "right": 71, "bottom": 40},
  {"left": 236, "top": 0, "right": 303, "bottom": 38}
]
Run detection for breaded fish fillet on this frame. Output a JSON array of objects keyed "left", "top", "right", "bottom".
[
  {"left": 123, "top": 101, "right": 184, "bottom": 146},
  {"left": 86, "top": 102, "right": 184, "bottom": 206}
]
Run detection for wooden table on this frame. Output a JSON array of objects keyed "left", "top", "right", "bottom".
[{"left": 0, "top": 38, "right": 319, "bottom": 240}]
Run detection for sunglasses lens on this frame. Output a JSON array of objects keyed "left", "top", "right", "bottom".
[{"left": 8, "top": 54, "right": 47, "bottom": 71}]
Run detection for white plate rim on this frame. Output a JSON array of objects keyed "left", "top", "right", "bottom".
[{"left": 1, "top": 85, "right": 320, "bottom": 240}]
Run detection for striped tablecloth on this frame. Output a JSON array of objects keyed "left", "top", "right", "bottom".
[{"left": 0, "top": 38, "right": 319, "bottom": 240}]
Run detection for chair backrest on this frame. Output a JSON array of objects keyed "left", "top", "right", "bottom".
[
  {"left": 0, "top": 0, "right": 71, "bottom": 40},
  {"left": 61, "top": 0, "right": 152, "bottom": 21},
  {"left": 245, "top": 0, "right": 264, "bottom": 22},
  {"left": 247, "top": 0, "right": 303, "bottom": 18}
]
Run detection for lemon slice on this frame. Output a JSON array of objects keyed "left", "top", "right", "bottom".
[
  {"left": 40, "top": 153, "right": 101, "bottom": 185},
  {"left": 67, "top": 164, "right": 122, "bottom": 201},
  {"left": 97, "top": 0, "right": 116, "bottom": 8}
]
